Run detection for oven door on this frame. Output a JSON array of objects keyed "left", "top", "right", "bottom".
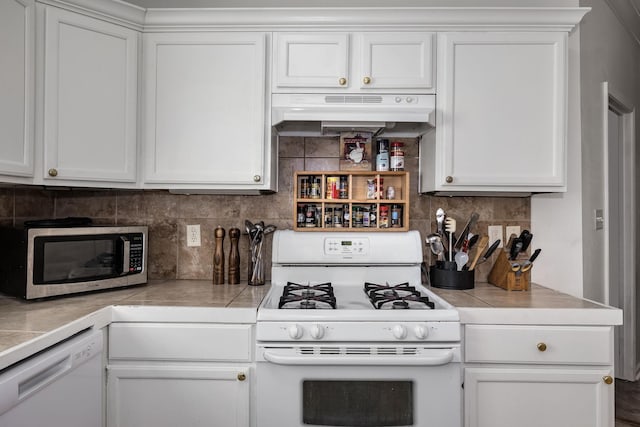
[{"left": 256, "top": 343, "right": 462, "bottom": 427}]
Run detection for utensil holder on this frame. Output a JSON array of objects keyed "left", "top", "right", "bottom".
[
  {"left": 487, "top": 250, "right": 530, "bottom": 291},
  {"left": 248, "top": 241, "right": 265, "bottom": 286},
  {"left": 429, "top": 263, "right": 474, "bottom": 290}
]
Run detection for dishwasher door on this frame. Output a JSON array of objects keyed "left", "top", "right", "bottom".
[{"left": 0, "top": 328, "right": 103, "bottom": 427}]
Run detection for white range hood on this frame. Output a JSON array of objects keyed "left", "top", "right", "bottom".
[{"left": 272, "top": 93, "right": 435, "bottom": 137}]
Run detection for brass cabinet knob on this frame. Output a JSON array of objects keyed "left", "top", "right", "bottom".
[
  {"left": 537, "top": 342, "right": 547, "bottom": 352},
  {"left": 363, "top": 76, "right": 371, "bottom": 84},
  {"left": 603, "top": 376, "right": 613, "bottom": 385},
  {"left": 253, "top": 175, "right": 261, "bottom": 182},
  {"left": 48, "top": 168, "right": 58, "bottom": 177},
  {"left": 445, "top": 176, "right": 453, "bottom": 183},
  {"left": 237, "top": 372, "right": 246, "bottom": 381},
  {"left": 338, "top": 77, "right": 347, "bottom": 86}
]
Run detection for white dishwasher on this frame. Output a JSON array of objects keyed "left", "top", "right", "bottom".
[{"left": 0, "top": 328, "right": 103, "bottom": 427}]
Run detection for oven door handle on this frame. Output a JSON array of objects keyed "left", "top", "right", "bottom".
[{"left": 262, "top": 349, "right": 455, "bottom": 366}]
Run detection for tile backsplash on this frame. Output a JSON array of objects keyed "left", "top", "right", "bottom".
[{"left": 0, "top": 136, "right": 529, "bottom": 283}]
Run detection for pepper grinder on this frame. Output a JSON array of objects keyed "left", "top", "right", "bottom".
[
  {"left": 213, "top": 226, "right": 225, "bottom": 285},
  {"left": 228, "top": 227, "right": 240, "bottom": 284}
]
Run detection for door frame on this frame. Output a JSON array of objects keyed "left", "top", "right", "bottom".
[{"left": 602, "top": 81, "right": 637, "bottom": 380}]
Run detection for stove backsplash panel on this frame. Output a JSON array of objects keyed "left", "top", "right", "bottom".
[{"left": 0, "top": 137, "right": 529, "bottom": 283}]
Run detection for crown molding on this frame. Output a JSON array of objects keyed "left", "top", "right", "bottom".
[
  {"left": 35, "top": 1, "right": 590, "bottom": 33},
  {"left": 142, "top": 7, "right": 590, "bottom": 32}
]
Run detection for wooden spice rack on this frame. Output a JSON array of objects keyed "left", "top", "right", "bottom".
[{"left": 293, "top": 171, "right": 410, "bottom": 232}]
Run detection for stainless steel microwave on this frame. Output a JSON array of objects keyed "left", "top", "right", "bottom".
[{"left": 0, "top": 225, "right": 148, "bottom": 299}]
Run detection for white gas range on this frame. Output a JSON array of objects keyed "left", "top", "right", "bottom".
[{"left": 256, "top": 230, "right": 462, "bottom": 427}]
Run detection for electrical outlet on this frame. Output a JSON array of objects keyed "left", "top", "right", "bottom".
[
  {"left": 186, "top": 224, "right": 201, "bottom": 247},
  {"left": 488, "top": 225, "right": 503, "bottom": 248},
  {"left": 505, "top": 226, "right": 521, "bottom": 242}
]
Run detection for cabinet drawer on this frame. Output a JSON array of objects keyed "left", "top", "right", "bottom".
[
  {"left": 109, "top": 323, "right": 253, "bottom": 362},
  {"left": 464, "top": 325, "right": 612, "bottom": 365}
]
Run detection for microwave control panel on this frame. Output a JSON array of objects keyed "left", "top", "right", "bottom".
[{"left": 128, "top": 233, "right": 144, "bottom": 273}]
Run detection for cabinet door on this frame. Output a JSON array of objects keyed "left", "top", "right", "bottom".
[
  {"left": 435, "top": 32, "right": 566, "bottom": 191},
  {"left": 107, "top": 365, "right": 250, "bottom": 427},
  {"left": 0, "top": 0, "right": 34, "bottom": 177},
  {"left": 143, "top": 32, "right": 268, "bottom": 186},
  {"left": 273, "top": 32, "right": 349, "bottom": 88},
  {"left": 42, "top": 7, "right": 138, "bottom": 183},
  {"left": 359, "top": 32, "right": 434, "bottom": 90},
  {"left": 464, "top": 367, "right": 614, "bottom": 427}
]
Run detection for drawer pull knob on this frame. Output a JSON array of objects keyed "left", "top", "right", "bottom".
[
  {"left": 445, "top": 176, "right": 453, "bottom": 183},
  {"left": 603, "top": 376, "right": 613, "bottom": 385},
  {"left": 339, "top": 77, "right": 347, "bottom": 86},
  {"left": 253, "top": 175, "right": 261, "bottom": 182},
  {"left": 48, "top": 168, "right": 58, "bottom": 177},
  {"left": 237, "top": 373, "right": 246, "bottom": 381},
  {"left": 363, "top": 76, "right": 371, "bottom": 84},
  {"left": 537, "top": 342, "right": 547, "bottom": 352}
]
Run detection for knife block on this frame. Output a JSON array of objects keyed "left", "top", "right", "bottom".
[{"left": 487, "top": 250, "right": 530, "bottom": 291}]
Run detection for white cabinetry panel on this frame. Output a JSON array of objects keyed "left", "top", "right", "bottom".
[
  {"left": 359, "top": 32, "right": 434, "bottom": 89},
  {"left": 274, "top": 32, "right": 349, "bottom": 88},
  {"left": 273, "top": 32, "right": 434, "bottom": 93},
  {"left": 43, "top": 6, "right": 138, "bottom": 183},
  {"left": 465, "top": 367, "right": 613, "bottom": 427},
  {"left": 143, "top": 32, "right": 269, "bottom": 188},
  {"left": 0, "top": 0, "right": 34, "bottom": 178},
  {"left": 423, "top": 32, "right": 567, "bottom": 193},
  {"left": 107, "top": 365, "right": 250, "bottom": 427}
]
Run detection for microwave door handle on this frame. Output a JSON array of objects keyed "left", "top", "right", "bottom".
[
  {"left": 120, "top": 236, "right": 130, "bottom": 276},
  {"left": 262, "top": 349, "right": 455, "bottom": 366}
]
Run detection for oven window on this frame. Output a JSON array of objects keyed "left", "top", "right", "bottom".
[
  {"left": 302, "top": 380, "right": 413, "bottom": 426},
  {"left": 35, "top": 238, "right": 117, "bottom": 284}
]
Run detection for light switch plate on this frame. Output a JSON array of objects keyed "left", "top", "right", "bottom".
[
  {"left": 187, "top": 224, "right": 201, "bottom": 247},
  {"left": 505, "top": 226, "right": 521, "bottom": 242},
  {"left": 488, "top": 225, "right": 503, "bottom": 248}
]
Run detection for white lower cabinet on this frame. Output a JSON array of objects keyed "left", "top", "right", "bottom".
[
  {"left": 463, "top": 325, "right": 615, "bottom": 427},
  {"left": 107, "top": 322, "right": 253, "bottom": 427}
]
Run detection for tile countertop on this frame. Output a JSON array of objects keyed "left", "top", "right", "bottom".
[{"left": 0, "top": 280, "right": 621, "bottom": 371}]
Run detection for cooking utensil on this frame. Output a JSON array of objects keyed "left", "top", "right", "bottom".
[
  {"left": 454, "top": 212, "right": 479, "bottom": 251},
  {"left": 435, "top": 208, "right": 445, "bottom": 237},
  {"left": 454, "top": 250, "right": 468, "bottom": 271},
  {"left": 467, "top": 234, "right": 479, "bottom": 250},
  {"left": 470, "top": 238, "right": 500, "bottom": 270},
  {"left": 465, "top": 235, "right": 488, "bottom": 271},
  {"left": 519, "top": 230, "right": 533, "bottom": 252},
  {"left": 520, "top": 248, "right": 541, "bottom": 273},
  {"left": 426, "top": 234, "right": 445, "bottom": 261},
  {"left": 444, "top": 217, "right": 456, "bottom": 263}
]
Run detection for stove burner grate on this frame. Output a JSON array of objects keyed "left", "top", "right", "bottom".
[
  {"left": 279, "top": 282, "right": 336, "bottom": 309},
  {"left": 364, "top": 282, "right": 435, "bottom": 310}
]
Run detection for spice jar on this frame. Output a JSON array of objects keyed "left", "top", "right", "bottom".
[
  {"left": 390, "top": 142, "right": 405, "bottom": 171},
  {"left": 366, "top": 179, "right": 376, "bottom": 199},
  {"left": 310, "top": 176, "right": 321, "bottom": 199},
  {"left": 339, "top": 176, "right": 349, "bottom": 199},
  {"left": 391, "top": 204, "right": 402, "bottom": 228},
  {"left": 353, "top": 206, "right": 363, "bottom": 228},
  {"left": 379, "top": 205, "right": 390, "bottom": 228}
]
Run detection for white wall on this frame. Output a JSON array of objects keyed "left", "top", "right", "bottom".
[
  {"left": 577, "top": 0, "right": 640, "bottom": 303},
  {"left": 531, "top": 19, "right": 584, "bottom": 297}
]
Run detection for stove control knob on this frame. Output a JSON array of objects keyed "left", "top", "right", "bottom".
[
  {"left": 288, "top": 324, "right": 303, "bottom": 340},
  {"left": 392, "top": 324, "right": 407, "bottom": 340},
  {"left": 310, "top": 324, "right": 325, "bottom": 340},
  {"left": 414, "top": 325, "right": 429, "bottom": 340}
]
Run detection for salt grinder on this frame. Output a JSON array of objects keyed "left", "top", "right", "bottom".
[
  {"left": 213, "top": 226, "right": 225, "bottom": 284},
  {"left": 228, "top": 227, "right": 240, "bottom": 284}
]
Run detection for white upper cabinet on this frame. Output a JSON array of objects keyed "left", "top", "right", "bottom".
[
  {"left": 42, "top": 6, "right": 138, "bottom": 184},
  {"left": 0, "top": 0, "right": 34, "bottom": 178},
  {"left": 273, "top": 32, "right": 435, "bottom": 93},
  {"left": 421, "top": 32, "right": 567, "bottom": 193},
  {"left": 142, "top": 32, "right": 273, "bottom": 192}
]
